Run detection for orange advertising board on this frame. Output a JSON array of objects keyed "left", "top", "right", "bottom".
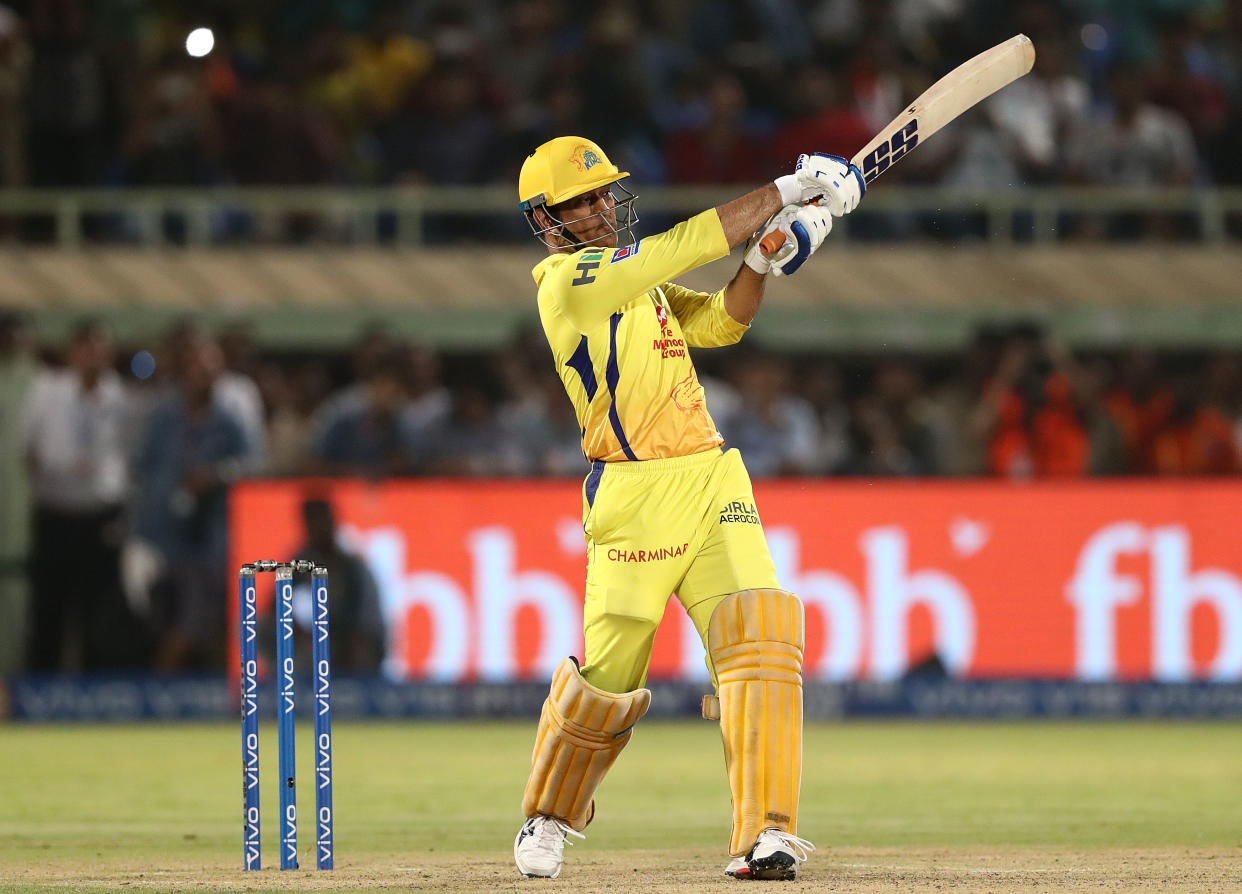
[{"left": 229, "top": 479, "right": 1242, "bottom": 683}]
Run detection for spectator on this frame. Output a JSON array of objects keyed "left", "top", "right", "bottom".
[
  {"left": 492, "top": 0, "right": 572, "bottom": 135},
  {"left": 0, "top": 311, "right": 35, "bottom": 673},
  {"left": 423, "top": 384, "right": 531, "bottom": 476},
  {"left": 0, "top": 4, "right": 28, "bottom": 187},
  {"left": 1076, "top": 356, "right": 1127, "bottom": 475},
  {"left": 255, "top": 359, "right": 330, "bottom": 477},
  {"left": 772, "top": 63, "right": 873, "bottom": 169},
  {"left": 971, "top": 328, "right": 1091, "bottom": 479},
  {"left": 1106, "top": 350, "right": 1175, "bottom": 473},
  {"left": 1069, "top": 63, "right": 1197, "bottom": 187},
  {"left": 1146, "top": 12, "right": 1228, "bottom": 146},
  {"left": 1149, "top": 373, "right": 1240, "bottom": 475},
  {"left": 665, "top": 70, "right": 768, "bottom": 185},
  {"left": 25, "top": 0, "right": 105, "bottom": 187},
  {"left": 506, "top": 370, "right": 587, "bottom": 476},
  {"left": 574, "top": 6, "right": 663, "bottom": 180},
  {"left": 310, "top": 326, "right": 399, "bottom": 441},
  {"left": 23, "top": 321, "right": 144, "bottom": 670},
  {"left": 309, "top": 348, "right": 420, "bottom": 478},
  {"left": 307, "top": 330, "right": 451, "bottom": 465},
  {"left": 796, "top": 361, "right": 852, "bottom": 475},
  {"left": 850, "top": 358, "right": 942, "bottom": 476},
  {"left": 719, "top": 351, "right": 820, "bottom": 476},
  {"left": 260, "top": 499, "right": 386, "bottom": 674},
  {"left": 1068, "top": 62, "right": 1198, "bottom": 238},
  {"left": 162, "top": 321, "right": 267, "bottom": 470},
  {"left": 932, "top": 325, "right": 1008, "bottom": 476},
  {"left": 382, "top": 61, "right": 498, "bottom": 185},
  {"left": 986, "top": 33, "right": 1090, "bottom": 183},
  {"left": 315, "top": 2, "right": 433, "bottom": 136},
  {"left": 1203, "top": 352, "right": 1242, "bottom": 458},
  {"left": 404, "top": 341, "right": 452, "bottom": 436},
  {"left": 120, "top": 53, "right": 219, "bottom": 185},
  {"left": 218, "top": 64, "right": 342, "bottom": 187},
  {"left": 214, "top": 321, "right": 268, "bottom": 469},
  {"left": 132, "top": 332, "right": 251, "bottom": 669}
]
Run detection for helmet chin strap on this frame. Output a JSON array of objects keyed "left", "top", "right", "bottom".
[{"left": 556, "top": 222, "right": 587, "bottom": 251}]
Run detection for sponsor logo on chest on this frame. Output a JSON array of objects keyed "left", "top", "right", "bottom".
[{"left": 652, "top": 302, "right": 685, "bottom": 358}]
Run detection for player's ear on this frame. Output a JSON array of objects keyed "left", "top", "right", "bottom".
[{"left": 532, "top": 205, "right": 554, "bottom": 230}]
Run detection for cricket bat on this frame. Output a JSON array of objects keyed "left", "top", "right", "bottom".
[{"left": 761, "top": 33, "right": 1036, "bottom": 254}]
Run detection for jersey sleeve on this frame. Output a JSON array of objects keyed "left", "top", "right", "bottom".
[
  {"left": 544, "top": 209, "right": 730, "bottom": 333},
  {"left": 661, "top": 282, "right": 749, "bottom": 348}
]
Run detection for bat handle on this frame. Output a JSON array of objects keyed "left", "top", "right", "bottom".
[{"left": 759, "top": 231, "right": 786, "bottom": 254}]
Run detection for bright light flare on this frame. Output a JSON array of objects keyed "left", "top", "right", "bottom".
[{"left": 185, "top": 27, "right": 215, "bottom": 58}]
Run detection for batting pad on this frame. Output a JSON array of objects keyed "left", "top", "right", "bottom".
[
  {"left": 708, "top": 589, "right": 805, "bottom": 856},
  {"left": 522, "top": 656, "right": 651, "bottom": 831}
]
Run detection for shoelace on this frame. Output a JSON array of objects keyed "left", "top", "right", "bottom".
[
  {"left": 759, "top": 830, "right": 815, "bottom": 863},
  {"left": 534, "top": 818, "right": 585, "bottom": 849}
]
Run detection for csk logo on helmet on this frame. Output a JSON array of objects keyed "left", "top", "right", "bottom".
[{"left": 571, "top": 145, "right": 602, "bottom": 173}]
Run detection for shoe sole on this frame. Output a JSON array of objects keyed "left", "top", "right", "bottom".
[{"left": 734, "top": 852, "right": 797, "bottom": 881}]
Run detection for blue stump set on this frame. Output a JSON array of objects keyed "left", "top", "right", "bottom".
[{"left": 238, "top": 560, "right": 334, "bottom": 871}]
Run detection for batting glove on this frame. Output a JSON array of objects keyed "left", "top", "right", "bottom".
[
  {"left": 744, "top": 202, "right": 833, "bottom": 276},
  {"left": 774, "top": 153, "right": 865, "bottom": 216}
]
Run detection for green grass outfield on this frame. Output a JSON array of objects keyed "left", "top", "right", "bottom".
[{"left": 2, "top": 721, "right": 1240, "bottom": 893}]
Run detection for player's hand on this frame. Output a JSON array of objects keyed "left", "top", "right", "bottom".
[
  {"left": 775, "top": 153, "right": 865, "bottom": 216},
  {"left": 744, "top": 202, "right": 833, "bottom": 276}
]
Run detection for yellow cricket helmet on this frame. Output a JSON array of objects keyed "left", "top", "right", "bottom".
[
  {"left": 518, "top": 136, "right": 639, "bottom": 249},
  {"left": 518, "top": 136, "right": 629, "bottom": 212}
]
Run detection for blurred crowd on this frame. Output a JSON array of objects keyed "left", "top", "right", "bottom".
[
  {"left": 2, "top": 0, "right": 1242, "bottom": 200},
  {"left": 2, "top": 311, "right": 1241, "bottom": 674}
]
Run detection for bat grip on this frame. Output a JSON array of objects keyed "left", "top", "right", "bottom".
[{"left": 759, "top": 231, "right": 786, "bottom": 254}]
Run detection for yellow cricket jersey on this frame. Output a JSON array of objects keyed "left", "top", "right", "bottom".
[{"left": 533, "top": 209, "right": 748, "bottom": 462}]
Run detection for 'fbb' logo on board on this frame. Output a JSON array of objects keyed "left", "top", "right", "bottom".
[{"left": 861, "top": 118, "right": 919, "bottom": 183}]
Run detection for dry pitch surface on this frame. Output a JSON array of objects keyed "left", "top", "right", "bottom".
[
  {"left": 8, "top": 849, "right": 1242, "bottom": 894},
  {"left": 2, "top": 721, "right": 1239, "bottom": 893}
]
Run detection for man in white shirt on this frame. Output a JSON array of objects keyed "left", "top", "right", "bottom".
[{"left": 22, "top": 321, "right": 145, "bottom": 670}]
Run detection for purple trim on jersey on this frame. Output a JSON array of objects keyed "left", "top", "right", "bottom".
[
  {"left": 584, "top": 460, "right": 605, "bottom": 509},
  {"left": 606, "top": 312, "right": 638, "bottom": 461},
  {"left": 565, "top": 335, "right": 598, "bottom": 401}
]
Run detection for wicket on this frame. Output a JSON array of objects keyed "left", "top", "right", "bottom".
[{"left": 239, "top": 560, "right": 334, "bottom": 871}]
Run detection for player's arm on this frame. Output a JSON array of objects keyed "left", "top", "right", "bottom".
[
  {"left": 551, "top": 156, "right": 863, "bottom": 333},
  {"left": 718, "top": 156, "right": 863, "bottom": 324},
  {"left": 662, "top": 283, "right": 747, "bottom": 347},
  {"left": 714, "top": 152, "right": 864, "bottom": 247}
]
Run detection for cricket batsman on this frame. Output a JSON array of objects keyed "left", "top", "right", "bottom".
[{"left": 512, "top": 136, "right": 863, "bottom": 881}]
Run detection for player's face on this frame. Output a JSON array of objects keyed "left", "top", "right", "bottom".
[{"left": 554, "top": 186, "right": 619, "bottom": 248}]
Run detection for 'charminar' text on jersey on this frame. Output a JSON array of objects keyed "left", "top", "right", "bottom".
[{"left": 533, "top": 209, "right": 747, "bottom": 462}]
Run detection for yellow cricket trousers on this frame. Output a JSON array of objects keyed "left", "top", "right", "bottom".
[{"left": 579, "top": 447, "right": 780, "bottom": 693}]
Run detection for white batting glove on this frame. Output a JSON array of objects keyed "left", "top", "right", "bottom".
[
  {"left": 744, "top": 202, "right": 833, "bottom": 276},
  {"left": 774, "top": 153, "right": 865, "bottom": 216}
]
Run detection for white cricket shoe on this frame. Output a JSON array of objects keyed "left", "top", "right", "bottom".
[
  {"left": 724, "top": 830, "right": 816, "bottom": 881},
  {"left": 514, "top": 816, "right": 584, "bottom": 878}
]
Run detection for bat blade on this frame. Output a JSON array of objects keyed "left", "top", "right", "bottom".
[
  {"left": 759, "top": 34, "right": 1035, "bottom": 255},
  {"left": 852, "top": 33, "right": 1035, "bottom": 184}
]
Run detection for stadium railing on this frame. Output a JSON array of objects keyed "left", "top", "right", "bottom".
[{"left": 1, "top": 185, "right": 1239, "bottom": 248}]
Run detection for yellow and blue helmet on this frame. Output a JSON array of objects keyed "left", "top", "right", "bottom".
[{"left": 518, "top": 136, "right": 638, "bottom": 249}]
